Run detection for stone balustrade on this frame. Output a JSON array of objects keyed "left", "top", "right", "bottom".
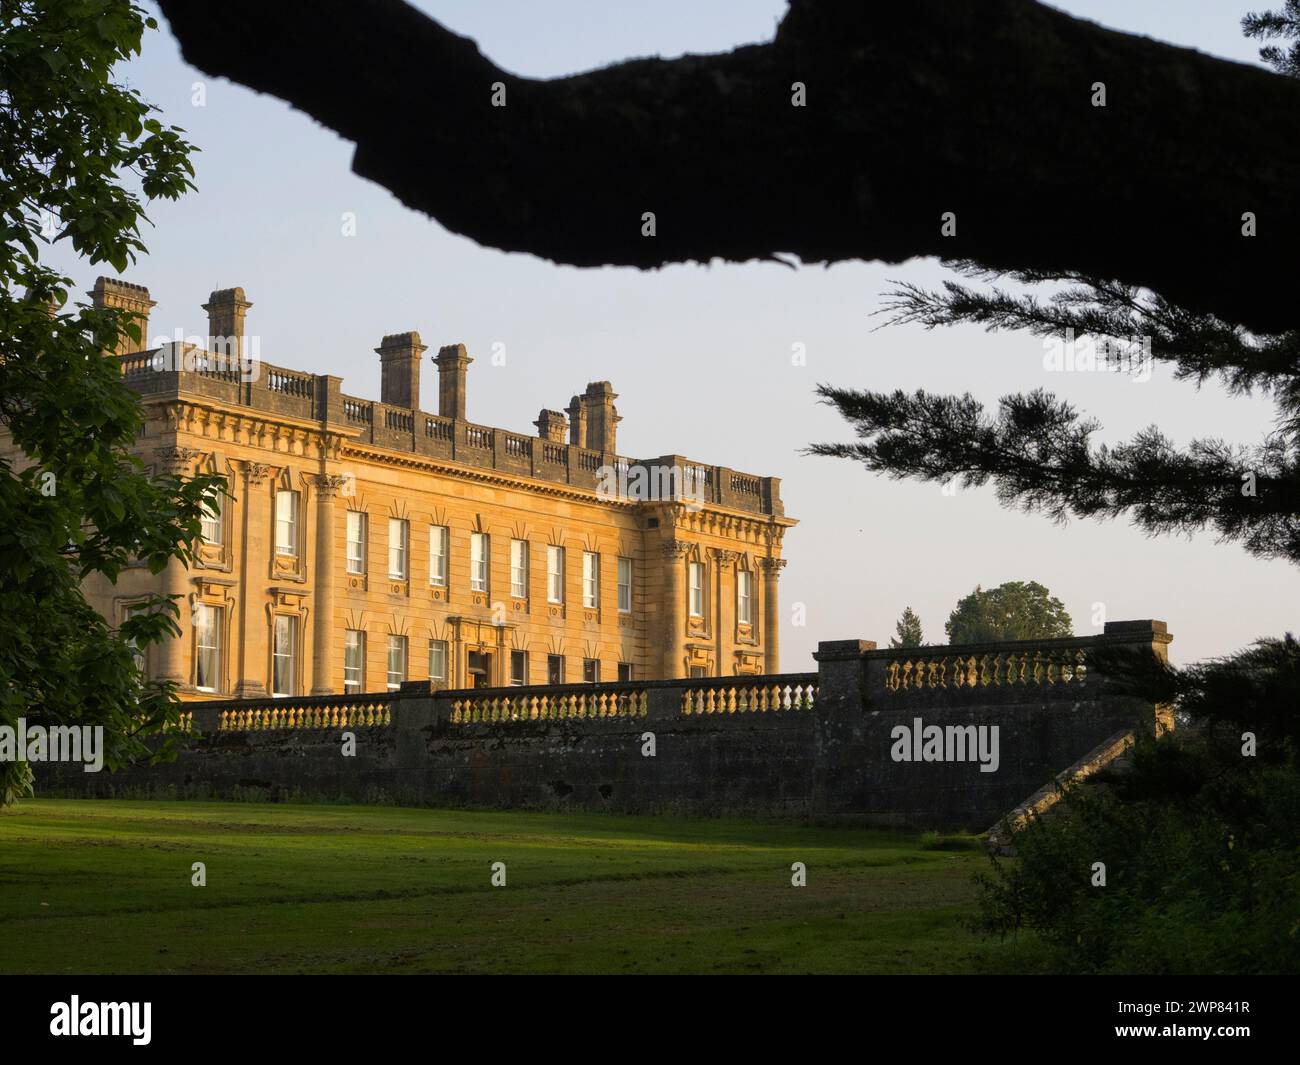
[{"left": 114, "top": 352, "right": 783, "bottom": 516}]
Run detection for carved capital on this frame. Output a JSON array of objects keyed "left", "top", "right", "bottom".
[
  {"left": 759, "top": 557, "right": 788, "bottom": 577},
  {"left": 244, "top": 461, "right": 273, "bottom": 485},
  {"left": 154, "top": 445, "right": 200, "bottom": 474},
  {"left": 710, "top": 548, "right": 738, "bottom": 564},
  {"left": 313, "top": 474, "right": 349, "bottom": 499},
  {"left": 662, "top": 538, "right": 690, "bottom": 560}
]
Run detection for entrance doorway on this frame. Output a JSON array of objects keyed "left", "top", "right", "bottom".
[{"left": 468, "top": 651, "right": 493, "bottom": 688}]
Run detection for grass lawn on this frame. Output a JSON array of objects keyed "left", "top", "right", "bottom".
[{"left": 0, "top": 799, "right": 1043, "bottom": 974}]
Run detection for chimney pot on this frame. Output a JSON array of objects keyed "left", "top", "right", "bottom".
[
  {"left": 434, "top": 343, "right": 473, "bottom": 420},
  {"left": 88, "top": 276, "right": 156, "bottom": 356},
  {"left": 534, "top": 409, "right": 568, "bottom": 443},
  {"left": 202, "top": 287, "right": 252, "bottom": 363},
  {"left": 566, "top": 394, "right": 588, "bottom": 448},
  {"left": 377, "top": 331, "right": 427, "bottom": 409},
  {"left": 582, "top": 380, "right": 620, "bottom": 454}
]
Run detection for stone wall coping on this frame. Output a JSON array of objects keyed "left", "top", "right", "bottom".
[{"left": 187, "top": 671, "right": 820, "bottom": 712}]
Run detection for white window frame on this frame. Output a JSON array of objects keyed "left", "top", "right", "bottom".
[
  {"left": 428, "top": 639, "right": 448, "bottom": 683},
  {"left": 346, "top": 511, "right": 368, "bottom": 575},
  {"left": 547, "top": 545, "right": 565, "bottom": 604},
  {"left": 275, "top": 489, "right": 299, "bottom": 557},
  {"left": 429, "top": 525, "right": 448, "bottom": 586},
  {"left": 617, "top": 556, "right": 632, "bottom": 613},
  {"left": 387, "top": 634, "right": 407, "bottom": 691},
  {"left": 737, "top": 569, "right": 753, "bottom": 625},
  {"left": 470, "top": 532, "right": 489, "bottom": 593},
  {"left": 272, "top": 614, "right": 296, "bottom": 697},
  {"left": 343, "top": 629, "right": 365, "bottom": 693},
  {"left": 510, "top": 650, "right": 528, "bottom": 686},
  {"left": 510, "top": 539, "right": 529, "bottom": 599},
  {"left": 582, "top": 551, "right": 600, "bottom": 609},
  {"left": 200, "top": 484, "right": 225, "bottom": 545},
  {"left": 689, "top": 561, "right": 706, "bottom": 618},
  {"left": 195, "top": 604, "right": 222, "bottom": 693},
  {"left": 388, "top": 517, "right": 409, "bottom": 580}
]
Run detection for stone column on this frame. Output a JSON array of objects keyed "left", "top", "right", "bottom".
[
  {"left": 661, "top": 539, "right": 688, "bottom": 679},
  {"left": 235, "top": 461, "right": 272, "bottom": 697},
  {"left": 712, "top": 549, "right": 736, "bottom": 677},
  {"left": 154, "top": 446, "right": 200, "bottom": 686},
  {"left": 760, "top": 557, "right": 786, "bottom": 674},
  {"left": 310, "top": 474, "right": 346, "bottom": 693}
]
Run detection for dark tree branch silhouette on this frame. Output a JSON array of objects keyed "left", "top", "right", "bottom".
[{"left": 155, "top": 0, "right": 1297, "bottom": 332}]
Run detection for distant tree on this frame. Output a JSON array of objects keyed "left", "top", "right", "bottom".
[
  {"left": 944, "top": 581, "right": 1073, "bottom": 644},
  {"left": 0, "top": 1, "right": 211, "bottom": 804},
  {"left": 1244, "top": 2, "right": 1300, "bottom": 77},
  {"left": 889, "top": 606, "right": 925, "bottom": 648}
]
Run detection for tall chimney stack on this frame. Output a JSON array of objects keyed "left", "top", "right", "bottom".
[
  {"left": 583, "top": 381, "right": 620, "bottom": 454},
  {"left": 434, "top": 343, "right": 473, "bottom": 420},
  {"left": 202, "top": 287, "right": 252, "bottom": 362},
  {"left": 567, "top": 395, "right": 588, "bottom": 448},
  {"left": 377, "top": 331, "right": 427, "bottom": 409},
  {"left": 88, "top": 277, "right": 155, "bottom": 356},
  {"left": 534, "top": 409, "right": 568, "bottom": 443}
]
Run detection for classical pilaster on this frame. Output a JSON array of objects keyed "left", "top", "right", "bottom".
[
  {"left": 711, "top": 549, "right": 737, "bottom": 677},
  {"left": 759, "top": 557, "right": 787, "bottom": 674},
  {"left": 154, "top": 446, "right": 200, "bottom": 686},
  {"left": 661, "top": 539, "right": 689, "bottom": 678},
  {"left": 235, "top": 461, "right": 273, "bottom": 697},
  {"left": 310, "top": 474, "right": 347, "bottom": 693}
]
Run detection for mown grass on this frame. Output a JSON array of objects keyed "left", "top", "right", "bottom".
[{"left": 0, "top": 799, "right": 1045, "bottom": 974}]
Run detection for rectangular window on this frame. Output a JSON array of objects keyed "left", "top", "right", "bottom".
[
  {"left": 195, "top": 604, "right": 222, "bottom": 692},
  {"left": 200, "top": 483, "right": 225, "bottom": 545},
  {"left": 429, "top": 525, "right": 448, "bottom": 586},
  {"left": 510, "top": 539, "right": 529, "bottom": 599},
  {"left": 343, "top": 629, "right": 365, "bottom": 693},
  {"left": 272, "top": 614, "right": 296, "bottom": 696},
  {"left": 275, "top": 489, "right": 299, "bottom": 556},
  {"left": 547, "top": 545, "right": 565, "bottom": 603},
  {"left": 689, "top": 665, "right": 707, "bottom": 679},
  {"left": 689, "top": 561, "right": 706, "bottom": 618},
  {"left": 470, "top": 532, "right": 490, "bottom": 593},
  {"left": 428, "top": 639, "right": 448, "bottom": 683},
  {"left": 510, "top": 650, "right": 528, "bottom": 686},
  {"left": 583, "top": 658, "right": 600, "bottom": 684},
  {"left": 547, "top": 654, "right": 564, "bottom": 686},
  {"left": 737, "top": 569, "right": 753, "bottom": 625},
  {"left": 387, "top": 635, "right": 407, "bottom": 691},
  {"left": 124, "top": 603, "right": 149, "bottom": 675},
  {"left": 617, "top": 662, "right": 633, "bottom": 683},
  {"left": 617, "top": 557, "right": 632, "bottom": 613},
  {"left": 388, "top": 517, "right": 408, "bottom": 579},
  {"left": 346, "top": 511, "right": 367, "bottom": 574},
  {"left": 582, "top": 551, "right": 600, "bottom": 609}
]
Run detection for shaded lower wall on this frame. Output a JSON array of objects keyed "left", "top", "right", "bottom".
[{"left": 38, "top": 621, "right": 1172, "bottom": 831}]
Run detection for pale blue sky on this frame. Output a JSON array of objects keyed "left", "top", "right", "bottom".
[{"left": 61, "top": 2, "right": 1300, "bottom": 666}]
